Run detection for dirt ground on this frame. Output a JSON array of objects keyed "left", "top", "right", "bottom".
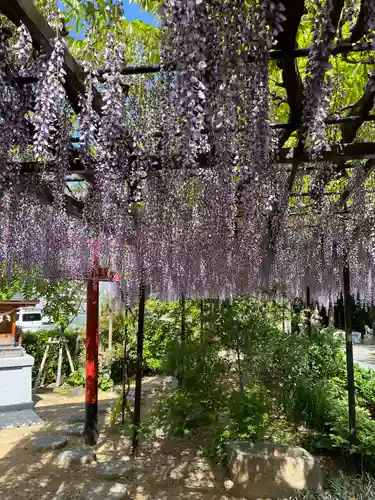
[{"left": 0, "top": 376, "right": 245, "bottom": 500}]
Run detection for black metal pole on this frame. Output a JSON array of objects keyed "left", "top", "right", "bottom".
[
  {"left": 343, "top": 260, "right": 357, "bottom": 443},
  {"left": 121, "top": 308, "right": 128, "bottom": 426},
  {"left": 181, "top": 293, "right": 186, "bottom": 344},
  {"left": 132, "top": 280, "right": 146, "bottom": 455},
  {"left": 200, "top": 299, "right": 204, "bottom": 342}
]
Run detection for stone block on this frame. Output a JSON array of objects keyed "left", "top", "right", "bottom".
[
  {"left": 32, "top": 435, "right": 68, "bottom": 451},
  {"left": 0, "top": 408, "right": 43, "bottom": 429},
  {"left": 226, "top": 441, "right": 323, "bottom": 499},
  {"left": 95, "top": 461, "right": 132, "bottom": 480},
  {"left": 0, "top": 353, "right": 34, "bottom": 411},
  {"left": 63, "top": 423, "right": 84, "bottom": 436},
  {"left": 57, "top": 448, "right": 96, "bottom": 466},
  {"left": 82, "top": 482, "right": 128, "bottom": 499}
]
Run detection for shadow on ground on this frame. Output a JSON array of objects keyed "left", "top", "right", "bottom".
[{"left": 0, "top": 378, "right": 244, "bottom": 500}]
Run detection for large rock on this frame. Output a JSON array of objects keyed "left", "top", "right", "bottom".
[
  {"left": 95, "top": 460, "right": 132, "bottom": 480},
  {"left": 63, "top": 423, "right": 84, "bottom": 436},
  {"left": 32, "top": 435, "right": 68, "bottom": 451},
  {"left": 57, "top": 448, "right": 96, "bottom": 466},
  {"left": 226, "top": 441, "right": 323, "bottom": 499},
  {"left": 82, "top": 482, "right": 128, "bottom": 499}
]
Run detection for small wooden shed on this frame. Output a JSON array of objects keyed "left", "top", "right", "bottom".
[{"left": 0, "top": 300, "right": 39, "bottom": 346}]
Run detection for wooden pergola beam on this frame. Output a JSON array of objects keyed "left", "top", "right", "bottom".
[{"left": 278, "top": 142, "right": 375, "bottom": 163}]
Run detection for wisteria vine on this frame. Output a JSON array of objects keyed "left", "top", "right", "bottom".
[{"left": 1, "top": 1, "right": 375, "bottom": 306}]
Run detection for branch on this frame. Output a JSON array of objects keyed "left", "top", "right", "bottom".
[
  {"left": 274, "top": 0, "right": 305, "bottom": 148},
  {"left": 341, "top": 69, "right": 375, "bottom": 142},
  {"left": 350, "top": 0, "right": 367, "bottom": 43}
]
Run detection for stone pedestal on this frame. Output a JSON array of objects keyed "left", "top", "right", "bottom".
[
  {"left": 0, "top": 347, "right": 34, "bottom": 411},
  {"left": 0, "top": 347, "right": 42, "bottom": 427}
]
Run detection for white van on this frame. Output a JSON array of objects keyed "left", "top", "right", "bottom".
[{"left": 16, "top": 307, "right": 55, "bottom": 332}]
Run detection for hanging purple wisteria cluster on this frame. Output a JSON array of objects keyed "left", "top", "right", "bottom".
[{"left": 1, "top": 0, "right": 375, "bottom": 305}]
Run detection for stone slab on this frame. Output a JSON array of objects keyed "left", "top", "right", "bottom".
[
  {"left": 57, "top": 448, "right": 97, "bottom": 466},
  {"left": 0, "top": 409, "right": 43, "bottom": 429},
  {"left": 95, "top": 461, "right": 132, "bottom": 480},
  {"left": 63, "top": 423, "right": 84, "bottom": 436},
  {"left": 226, "top": 441, "right": 323, "bottom": 499},
  {"left": 32, "top": 435, "right": 68, "bottom": 451},
  {"left": 82, "top": 482, "right": 128, "bottom": 499},
  {"left": 67, "top": 412, "right": 85, "bottom": 423},
  {"left": 67, "top": 404, "right": 110, "bottom": 424}
]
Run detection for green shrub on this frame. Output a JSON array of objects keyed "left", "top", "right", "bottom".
[
  {"left": 65, "top": 364, "right": 114, "bottom": 392},
  {"left": 99, "top": 363, "right": 114, "bottom": 392},
  {"left": 355, "top": 367, "right": 375, "bottom": 408},
  {"left": 210, "top": 384, "right": 298, "bottom": 463},
  {"left": 66, "top": 369, "right": 85, "bottom": 388},
  {"left": 100, "top": 298, "right": 204, "bottom": 377},
  {"left": 161, "top": 339, "right": 229, "bottom": 399}
]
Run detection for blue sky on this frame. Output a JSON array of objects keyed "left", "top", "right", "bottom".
[
  {"left": 123, "top": 1, "right": 157, "bottom": 25},
  {"left": 59, "top": 1, "right": 157, "bottom": 27}
]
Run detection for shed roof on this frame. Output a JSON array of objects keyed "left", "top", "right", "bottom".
[{"left": 0, "top": 301, "right": 40, "bottom": 315}]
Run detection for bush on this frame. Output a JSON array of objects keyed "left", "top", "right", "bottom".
[
  {"left": 100, "top": 298, "right": 189, "bottom": 377},
  {"left": 211, "top": 384, "right": 297, "bottom": 463},
  {"left": 23, "top": 329, "right": 82, "bottom": 386},
  {"left": 97, "top": 296, "right": 375, "bottom": 469},
  {"left": 355, "top": 367, "right": 375, "bottom": 408},
  {"left": 66, "top": 369, "right": 85, "bottom": 388}
]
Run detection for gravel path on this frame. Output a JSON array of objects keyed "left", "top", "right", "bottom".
[{"left": 353, "top": 343, "right": 375, "bottom": 370}]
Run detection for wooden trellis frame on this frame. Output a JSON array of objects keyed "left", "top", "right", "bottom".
[
  {"left": 1, "top": 0, "right": 375, "bottom": 213},
  {"left": 1, "top": 0, "right": 374, "bottom": 449}
]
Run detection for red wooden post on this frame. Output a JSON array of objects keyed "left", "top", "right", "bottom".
[{"left": 85, "top": 243, "right": 100, "bottom": 445}]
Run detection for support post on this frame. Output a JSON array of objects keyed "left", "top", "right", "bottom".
[
  {"left": 108, "top": 308, "right": 113, "bottom": 351},
  {"left": 181, "top": 293, "right": 186, "bottom": 344},
  {"left": 33, "top": 339, "right": 50, "bottom": 393},
  {"left": 56, "top": 342, "right": 63, "bottom": 388},
  {"left": 328, "top": 297, "right": 335, "bottom": 327},
  {"left": 65, "top": 342, "right": 75, "bottom": 374},
  {"left": 132, "top": 281, "right": 146, "bottom": 455},
  {"left": 85, "top": 277, "right": 99, "bottom": 445},
  {"left": 200, "top": 299, "right": 204, "bottom": 342},
  {"left": 343, "top": 260, "right": 356, "bottom": 443},
  {"left": 306, "top": 286, "right": 312, "bottom": 337},
  {"left": 10, "top": 310, "right": 16, "bottom": 346},
  {"left": 121, "top": 308, "right": 129, "bottom": 425}
]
